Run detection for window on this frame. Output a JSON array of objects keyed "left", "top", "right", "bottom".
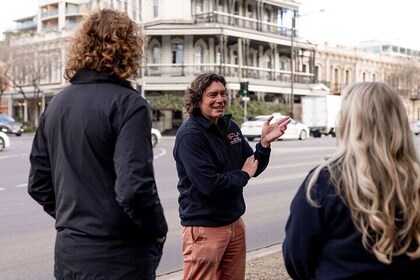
[
  {"left": 263, "top": 8, "right": 270, "bottom": 31},
  {"left": 345, "top": 69, "right": 350, "bottom": 84},
  {"left": 315, "top": 66, "right": 319, "bottom": 82},
  {"left": 172, "top": 42, "right": 183, "bottom": 64},
  {"left": 153, "top": 0, "right": 158, "bottom": 17},
  {"left": 195, "top": 0, "right": 203, "bottom": 14},
  {"left": 151, "top": 44, "right": 161, "bottom": 70},
  {"left": 215, "top": 46, "right": 221, "bottom": 64},
  {"left": 217, "top": 0, "right": 223, "bottom": 11},
  {"left": 194, "top": 45, "right": 204, "bottom": 70}
]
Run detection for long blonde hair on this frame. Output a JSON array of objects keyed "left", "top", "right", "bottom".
[{"left": 306, "top": 82, "right": 420, "bottom": 264}]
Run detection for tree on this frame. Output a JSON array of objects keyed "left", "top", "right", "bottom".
[
  {"left": 385, "top": 59, "right": 420, "bottom": 122},
  {"left": 0, "top": 42, "right": 11, "bottom": 111},
  {"left": 8, "top": 46, "right": 57, "bottom": 127}
]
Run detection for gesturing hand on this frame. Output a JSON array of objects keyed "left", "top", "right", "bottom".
[
  {"left": 242, "top": 155, "right": 258, "bottom": 179},
  {"left": 260, "top": 116, "right": 291, "bottom": 148}
]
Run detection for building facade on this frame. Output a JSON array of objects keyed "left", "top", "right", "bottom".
[{"left": 1, "top": 0, "right": 419, "bottom": 130}]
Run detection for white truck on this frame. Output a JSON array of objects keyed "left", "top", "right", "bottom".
[{"left": 301, "top": 95, "right": 342, "bottom": 137}]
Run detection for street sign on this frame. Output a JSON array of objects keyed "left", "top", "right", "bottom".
[{"left": 242, "top": 96, "right": 250, "bottom": 101}]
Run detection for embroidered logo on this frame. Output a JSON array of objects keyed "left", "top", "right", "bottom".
[{"left": 227, "top": 132, "right": 242, "bottom": 145}]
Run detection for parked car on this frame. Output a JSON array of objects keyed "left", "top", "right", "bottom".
[
  {"left": 0, "top": 131, "right": 10, "bottom": 151},
  {"left": 0, "top": 114, "right": 23, "bottom": 136},
  {"left": 412, "top": 120, "right": 420, "bottom": 135},
  {"left": 241, "top": 113, "right": 310, "bottom": 141},
  {"left": 151, "top": 128, "right": 162, "bottom": 148}
]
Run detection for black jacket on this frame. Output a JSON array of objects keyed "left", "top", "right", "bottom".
[
  {"left": 283, "top": 168, "right": 420, "bottom": 280},
  {"left": 28, "top": 70, "right": 168, "bottom": 279},
  {"left": 173, "top": 113, "right": 271, "bottom": 227}
]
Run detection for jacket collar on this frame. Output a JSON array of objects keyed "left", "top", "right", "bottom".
[
  {"left": 70, "top": 69, "right": 133, "bottom": 89},
  {"left": 192, "top": 113, "right": 232, "bottom": 131}
]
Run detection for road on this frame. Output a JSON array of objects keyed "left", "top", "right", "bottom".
[{"left": 1, "top": 134, "right": 419, "bottom": 279}]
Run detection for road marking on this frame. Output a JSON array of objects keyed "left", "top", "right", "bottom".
[
  {"left": 15, "top": 184, "right": 27, "bottom": 188},
  {"left": 0, "top": 153, "right": 28, "bottom": 160},
  {"left": 250, "top": 172, "right": 309, "bottom": 186},
  {"left": 0, "top": 188, "right": 5, "bottom": 191},
  {"left": 271, "top": 146, "right": 336, "bottom": 154},
  {"left": 154, "top": 148, "right": 166, "bottom": 159},
  {"left": 268, "top": 160, "right": 321, "bottom": 170}
]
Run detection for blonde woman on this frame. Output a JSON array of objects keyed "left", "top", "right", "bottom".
[{"left": 283, "top": 82, "right": 420, "bottom": 279}]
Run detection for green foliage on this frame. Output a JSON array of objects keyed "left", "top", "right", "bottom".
[
  {"left": 226, "top": 99, "right": 287, "bottom": 125},
  {"left": 147, "top": 94, "right": 184, "bottom": 111}
]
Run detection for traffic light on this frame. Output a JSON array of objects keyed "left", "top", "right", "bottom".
[{"left": 240, "top": 81, "right": 249, "bottom": 96}]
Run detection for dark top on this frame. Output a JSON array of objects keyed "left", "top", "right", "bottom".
[
  {"left": 173, "top": 113, "right": 271, "bottom": 227},
  {"left": 28, "top": 69, "right": 168, "bottom": 278},
  {"left": 283, "top": 168, "right": 420, "bottom": 280}
]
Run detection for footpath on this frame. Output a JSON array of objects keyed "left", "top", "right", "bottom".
[{"left": 157, "top": 243, "right": 291, "bottom": 280}]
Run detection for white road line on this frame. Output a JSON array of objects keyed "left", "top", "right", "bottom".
[
  {"left": 154, "top": 147, "right": 166, "bottom": 159},
  {"left": 15, "top": 184, "right": 27, "bottom": 188},
  {"left": 267, "top": 160, "right": 321, "bottom": 170},
  {"left": 250, "top": 172, "right": 309, "bottom": 186},
  {"left": 0, "top": 153, "right": 29, "bottom": 160},
  {"left": 0, "top": 188, "right": 5, "bottom": 191}
]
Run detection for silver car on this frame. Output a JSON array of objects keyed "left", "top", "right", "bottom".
[
  {"left": 241, "top": 114, "right": 309, "bottom": 141},
  {"left": 0, "top": 131, "right": 10, "bottom": 151},
  {"left": 151, "top": 128, "right": 162, "bottom": 148}
]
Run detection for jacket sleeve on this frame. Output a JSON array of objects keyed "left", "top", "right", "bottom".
[
  {"left": 113, "top": 97, "right": 168, "bottom": 238},
  {"left": 253, "top": 142, "right": 271, "bottom": 177},
  {"left": 282, "top": 170, "right": 325, "bottom": 280},
  {"left": 28, "top": 115, "right": 56, "bottom": 218},
  {"left": 175, "top": 132, "right": 249, "bottom": 196},
  {"left": 237, "top": 126, "right": 271, "bottom": 178}
]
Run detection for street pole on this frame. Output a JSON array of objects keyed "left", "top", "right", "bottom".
[
  {"left": 290, "top": 16, "right": 295, "bottom": 119},
  {"left": 289, "top": 9, "right": 324, "bottom": 119},
  {"left": 139, "top": 0, "right": 145, "bottom": 98}
]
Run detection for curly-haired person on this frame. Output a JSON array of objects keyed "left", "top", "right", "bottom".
[
  {"left": 28, "top": 9, "right": 167, "bottom": 280},
  {"left": 173, "top": 73, "right": 290, "bottom": 279},
  {"left": 283, "top": 82, "right": 420, "bottom": 279}
]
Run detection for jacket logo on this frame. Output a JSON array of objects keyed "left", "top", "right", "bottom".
[{"left": 227, "top": 132, "right": 241, "bottom": 145}]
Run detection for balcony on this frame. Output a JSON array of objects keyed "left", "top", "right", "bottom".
[
  {"left": 41, "top": 10, "right": 59, "bottom": 19},
  {"left": 144, "top": 63, "right": 313, "bottom": 84},
  {"left": 193, "top": 11, "right": 293, "bottom": 37}
]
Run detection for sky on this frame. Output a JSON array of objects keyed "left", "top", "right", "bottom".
[
  {"left": 0, "top": 0, "right": 38, "bottom": 36},
  {"left": 1, "top": 0, "right": 420, "bottom": 50},
  {"left": 298, "top": 0, "right": 420, "bottom": 50}
]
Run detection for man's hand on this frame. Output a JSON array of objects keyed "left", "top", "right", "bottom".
[
  {"left": 260, "top": 116, "right": 291, "bottom": 148},
  {"left": 242, "top": 155, "right": 258, "bottom": 179}
]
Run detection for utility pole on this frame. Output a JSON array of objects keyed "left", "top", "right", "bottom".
[
  {"left": 290, "top": 9, "right": 325, "bottom": 119},
  {"left": 290, "top": 16, "right": 295, "bottom": 119},
  {"left": 240, "top": 81, "right": 250, "bottom": 122}
]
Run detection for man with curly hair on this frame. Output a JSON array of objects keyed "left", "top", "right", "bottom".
[
  {"left": 28, "top": 9, "right": 167, "bottom": 280},
  {"left": 173, "top": 73, "right": 290, "bottom": 279}
]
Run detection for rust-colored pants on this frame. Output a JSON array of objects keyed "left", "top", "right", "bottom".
[{"left": 182, "top": 218, "right": 246, "bottom": 280}]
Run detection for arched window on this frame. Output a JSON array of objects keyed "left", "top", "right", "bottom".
[
  {"left": 315, "top": 65, "right": 320, "bottom": 82},
  {"left": 195, "top": 0, "right": 203, "bottom": 14},
  {"left": 149, "top": 39, "right": 161, "bottom": 71},
  {"left": 153, "top": 0, "right": 159, "bottom": 17},
  {"left": 194, "top": 45, "right": 204, "bottom": 71},
  {"left": 152, "top": 46, "right": 161, "bottom": 64},
  {"left": 263, "top": 8, "right": 271, "bottom": 31},
  {"left": 345, "top": 69, "right": 350, "bottom": 85},
  {"left": 171, "top": 41, "right": 183, "bottom": 64}
]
